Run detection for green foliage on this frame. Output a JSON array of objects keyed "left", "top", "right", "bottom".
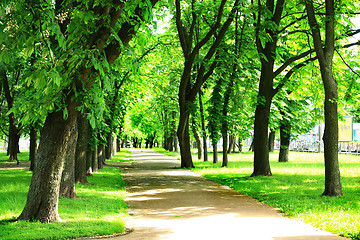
[
  {"left": 207, "top": 78, "right": 223, "bottom": 144},
  {"left": 0, "top": 151, "right": 130, "bottom": 240},
  {"left": 192, "top": 151, "right": 360, "bottom": 239}
]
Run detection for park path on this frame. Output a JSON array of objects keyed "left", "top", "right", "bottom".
[{"left": 109, "top": 149, "right": 347, "bottom": 240}]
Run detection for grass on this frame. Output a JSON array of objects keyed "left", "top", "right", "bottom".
[
  {"left": 0, "top": 150, "right": 130, "bottom": 240},
  {"left": 159, "top": 149, "right": 360, "bottom": 239},
  {"left": 0, "top": 151, "right": 31, "bottom": 164}
]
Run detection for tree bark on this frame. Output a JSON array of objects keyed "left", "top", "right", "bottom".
[
  {"left": 60, "top": 121, "right": 78, "bottom": 199},
  {"left": 18, "top": 96, "right": 78, "bottom": 222},
  {"left": 75, "top": 112, "right": 89, "bottom": 184},
  {"left": 29, "top": 127, "right": 38, "bottom": 171},
  {"left": 252, "top": 93, "right": 272, "bottom": 176},
  {"left": 177, "top": 110, "right": 194, "bottom": 168}
]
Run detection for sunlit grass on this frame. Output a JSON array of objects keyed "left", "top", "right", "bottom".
[
  {"left": 105, "top": 149, "right": 131, "bottom": 163},
  {"left": 0, "top": 151, "right": 30, "bottom": 164},
  {"left": 0, "top": 150, "right": 130, "bottom": 240},
  {"left": 189, "top": 151, "right": 360, "bottom": 239}
]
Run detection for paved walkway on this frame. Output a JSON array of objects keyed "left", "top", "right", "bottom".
[{"left": 110, "top": 149, "right": 347, "bottom": 240}]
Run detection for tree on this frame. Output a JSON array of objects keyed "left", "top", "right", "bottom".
[
  {"left": 0, "top": 70, "right": 22, "bottom": 164},
  {"left": 16, "top": 0, "right": 159, "bottom": 223},
  {"left": 305, "top": 0, "right": 342, "bottom": 196},
  {"left": 208, "top": 78, "right": 223, "bottom": 164},
  {"left": 175, "top": 0, "right": 240, "bottom": 168}
]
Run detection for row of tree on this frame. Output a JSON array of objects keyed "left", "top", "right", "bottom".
[{"left": 0, "top": 0, "right": 359, "bottom": 224}]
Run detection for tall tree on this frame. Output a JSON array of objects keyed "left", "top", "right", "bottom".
[
  {"left": 175, "top": 0, "right": 239, "bottom": 168},
  {"left": 1, "top": 70, "right": 22, "bottom": 164},
  {"left": 199, "top": 90, "right": 208, "bottom": 161},
  {"left": 17, "top": 0, "right": 159, "bottom": 223},
  {"left": 305, "top": 0, "right": 342, "bottom": 196},
  {"left": 250, "top": 0, "right": 321, "bottom": 176}
]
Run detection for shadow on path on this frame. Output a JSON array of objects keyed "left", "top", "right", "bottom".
[{"left": 108, "top": 149, "right": 347, "bottom": 240}]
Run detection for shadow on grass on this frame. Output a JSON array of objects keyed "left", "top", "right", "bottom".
[
  {"left": 0, "top": 165, "right": 128, "bottom": 240},
  {"left": 0, "top": 219, "right": 127, "bottom": 240}
]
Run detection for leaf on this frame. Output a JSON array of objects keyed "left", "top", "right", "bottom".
[
  {"left": 63, "top": 107, "right": 68, "bottom": 120},
  {"left": 0, "top": 49, "right": 11, "bottom": 64}
]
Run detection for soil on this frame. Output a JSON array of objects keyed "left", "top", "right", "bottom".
[{"left": 105, "top": 149, "right": 348, "bottom": 240}]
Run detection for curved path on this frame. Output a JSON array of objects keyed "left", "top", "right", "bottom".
[{"left": 110, "top": 149, "right": 347, "bottom": 240}]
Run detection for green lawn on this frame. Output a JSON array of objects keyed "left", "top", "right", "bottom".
[
  {"left": 0, "top": 151, "right": 31, "bottom": 164},
  {"left": 0, "top": 150, "right": 130, "bottom": 240},
  {"left": 158, "top": 149, "right": 360, "bottom": 239}
]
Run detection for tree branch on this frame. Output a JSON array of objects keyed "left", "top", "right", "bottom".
[
  {"left": 175, "top": 0, "right": 191, "bottom": 56},
  {"left": 189, "top": 0, "right": 240, "bottom": 101},
  {"left": 190, "top": 0, "right": 228, "bottom": 61},
  {"left": 273, "top": 49, "right": 315, "bottom": 78},
  {"left": 335, "top": 49, "right": 360, "bottom": 79},
  {"left": 305, "top": 1, "right": 325, "bottom": 60},
  {"left": 272, "top": 56, "right": 317, "bottom": 97}
]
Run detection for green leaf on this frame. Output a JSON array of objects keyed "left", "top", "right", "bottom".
[{"left": 63, "top": 108, "right": 68, "bottom": 120}]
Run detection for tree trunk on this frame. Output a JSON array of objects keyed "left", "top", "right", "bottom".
[
  {"left": 116, "top": 138, "right": 121, "bottom": 152},
  {"left": 112, "top": 136, "right": 116, "bottom": 156},
  {"left": 222, "top": 135, "right": 228, "bottom": 167},
  {"left": 105, "top": 133, "right": 112, "bottom": 159},
  {"left": 173, "top": 112, "right": 178, "bottom": 152},
  {"left": 278, "top": 114, "right": 290, "bottom": 162},
  {"left": 75, "top": 112, "right": 89, "bottom": 184},
  {"left": 18, "top": 96, "right": 78, "bottom": 223},
  {"left": 199, "top": 91, "right": 208, "bottom": 161},
  {"left": 8, "top": 115, "right": 20, "bottom": 164},
  {"left": 191, "top": 119, "right": 202, "bottom": 160},
  {"left": 305, "top": 0, "right": 342, "bottom": 196},
  {"left": 237, "top": 140, "right": 243, "bottom": 152},
  {"left": 252, "top": 86, "right": 272, "bottom": 176},
  {"left": 322, "top": 81, "right": 342, "bottom": 196},
  {"left": 29, "top": 126, "right": 38, "bottom": 171},
  {"left": 213, "top": 142, "right": 218, "bottom": 164},
  {"left": 60, "top": 121, "right": 78, "bottom": 199},
  {"left": 249, "top": 140, "right": 254, "bottom": 152},
  {"left": 228, "top": 135, "right": 235, "bottom": 154},
  {"left": 98, "top": 144, "right": 105, "bottom": 169},
  {"left": 177, "top": 107, "right": 194, "bottom": 168},
  {"left": 268, "top": 129, "right": 275, "bottom": 152},
  {"left": 251, "top": 59, "right": 274, "bottom": 177},
  {"left": 86, "top": 149, "right": 93, "bottom": 176},
  {"left": 92, "top": 145, "right": 98, "bottom": 173}
]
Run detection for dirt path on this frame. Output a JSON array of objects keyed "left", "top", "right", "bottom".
[{"left": 108, "top": 149, "right": 347, "bottom": 240}]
